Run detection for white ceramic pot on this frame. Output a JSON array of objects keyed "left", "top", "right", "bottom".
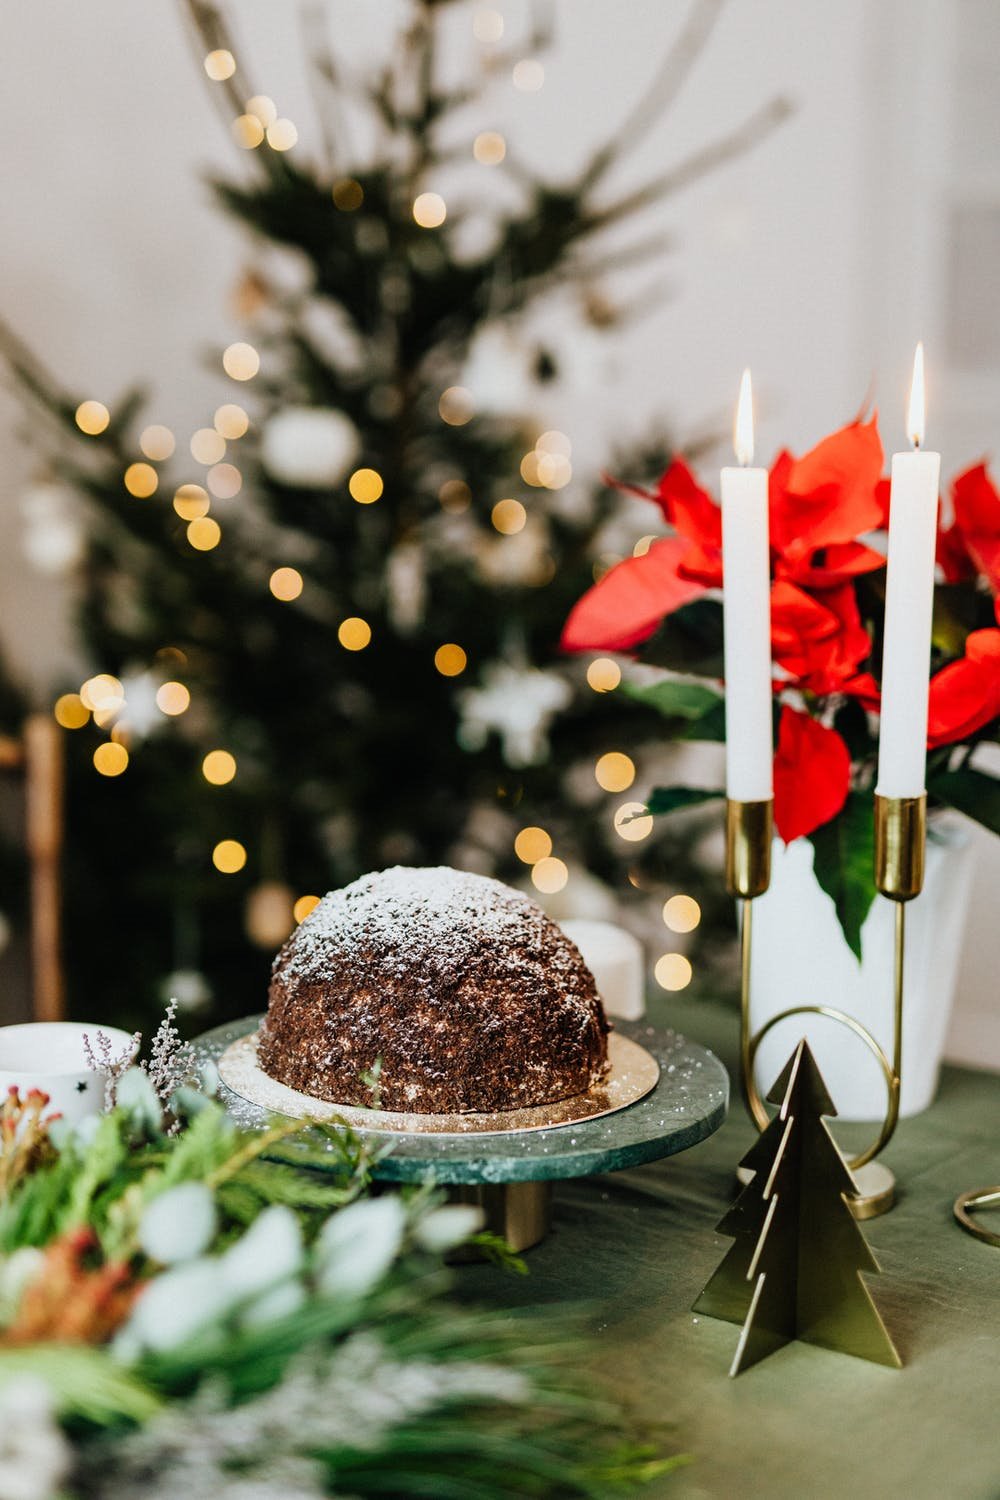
[
  {"left": 0, "top": 1022, "right": 135, "bottom": 1125},
  {"left": 749, "top": 814, "right": 975, "bottom": 1121}
]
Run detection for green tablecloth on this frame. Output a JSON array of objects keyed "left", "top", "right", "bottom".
[{"left": 462, "top": 994, "right": 1000, "bottom": 1500}]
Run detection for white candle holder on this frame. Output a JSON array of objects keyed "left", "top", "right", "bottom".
[{"left": 0, "top": 1021, "right": 135, "bottom": 1125}]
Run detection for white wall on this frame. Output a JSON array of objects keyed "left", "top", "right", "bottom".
[{"left": 1, "top": 0, "right": 998, "bottom": 1060}]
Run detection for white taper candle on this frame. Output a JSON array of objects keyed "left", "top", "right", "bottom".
[
  {"left": 721, "top": 369, "right": 773, "bottom": 801},
  {"left": 876, "top": 344, "right": 941, "bottom": 798}
]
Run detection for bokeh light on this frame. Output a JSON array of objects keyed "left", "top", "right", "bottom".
[
  {"left": 54, "top": 693, "right": 89, "bottom": 729},
  {"left": 338, "top": 617, "right": 371, "bottom": 651},
  {"left": 663, "top": 895, "right": 702, "bottom": 933},
  {"left": 655, "top": 953, "right": 693, "bottom": 992},
  {"left": 333, "top": 178, "right": 364, "bottom": 211},
  {"left": 586, "top": 657, "right": 621, "bottom": 693},
  {"left": 434, "top": 643, "right": 467, "bottom": 677},
  {"left": 173, "top": 483, "right": 210, "bottom": 520},
  {"left": 207, "top": 462, "right": 242, "bottom": 499},
  {"left": 214, "top": 403, "right": 249, "bottom": 440},
  {"left": 595, "top": 751, "right": 636, "bottom": 793},
  {"left": 81, "top": 675, "right": 124, "bottom": 714},
  {"left": 514, "top": 826, "right": 552, "bottom": 864},
  {"left": 187, "top": 517, "right": 221, "bottom": 551},
  {"left": 93, "top": 743, "right": 129, "bottom": 777},
  {"left": 223, "top": 342, "right": 260, "bottom": 381},
  {"left": 213, "top": 839, "right": 247, "bottom": 874},
  {"left": 156, "top": 681, "right": 190, "bottom": 716},
  {"left": 349, "top": 467, "right": 384, "bottom": 504},
  {"left": 491, "top": 498, "right": 527, "bottom": 534},
  {"left": 439, "top": 478, "right": 471, "bottom": 512},
  {"left": 190, "top": 428, "right": 226, "bottom": 465},
  {"left": 267, "top": 118, "right": 298, "bottom": 151},
  {"left": 245, "top": 95, "right": 277, "bottom": 128},
  {"left": 204, "top": 49, "right": 236, "bottom": 80},
  {"left": 614, "top": 801, "right": 653, "bottom": 842},
  {"left": 413, "top": 192, "right": 447, "bottom": 228},
  {"left": 124, "top": 462, "right": 158, "bottom": 499},
  {"left": 512, "top": 59, "right": 545, "bottom": 91},
  {"left": 531, "top": 856, "right": 568, "bottom": 894},
  {"left": 140, "top": 425, "right": 175, "bottom": 461},
  {"left": 75, "top": 400, "right": 110, "bottom": 435},
  {"left": 438, "top": 386, "right": 474, "bottom": 426},
  {"left": 633, "top": 535, "right": 656, "bottom": 557},
  {"left": 232, "top": 114, "right": 265, "bottom": 149},
  {"left": 473, "top": 131, "right": 506, "bottom": 165},
  {"left": 203, "top": 749, "right": 237, "bottom": 786},
  {"left": 294, "top": 894, "right": 321, "bottom": 922},
  {"left": 537, "top": 430, "right": 571, "bottom": 457},
  {"left": 269, "top": 566, "right": 303, "bottom": 601}
]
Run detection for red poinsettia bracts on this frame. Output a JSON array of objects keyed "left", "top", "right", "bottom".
[
  {"left": 561, "top": 417, "right": 885, "bottom": 680},
  {"left": 937, "top": 463, "right": 1000, "bottom": 591},
  {"left": 927, "top": 628, "right": 1000, "bottom": 747},
  {"left": 773, "top": 706, "right": 852, "bottom": 841}
]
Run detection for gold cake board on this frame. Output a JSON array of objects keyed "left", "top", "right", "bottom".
[{"left": 218, "top": 1030, "right": 661, "bottom": 1137}]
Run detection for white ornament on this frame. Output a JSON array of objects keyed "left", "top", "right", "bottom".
[
  {"left": 261, "top": 406, "right": 360, "bottom": 488},
  {"left": 457, "top": 662, "right": 571, "bottom": 768},
  {"left": 118, "top": 671, "right": 162, "bottom": 740},
  {"left": 386, "top": 542, "right": 426, "bottom": 632},
  {"left": 462, "top": 323, "right": 530, "bottom": 414},
  {"left": 160, "top": 968, "right": 213, "bottom": 1012},
  {"left": 20, "top": 481, "right": 85, "bottom": 577},
  {"left": 221, "top": 1204, "right": 303, "bottom": 1298}
]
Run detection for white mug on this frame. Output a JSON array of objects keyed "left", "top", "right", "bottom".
[{"left": 0, "top": 1022, "right": 136, "bottom": 1126}]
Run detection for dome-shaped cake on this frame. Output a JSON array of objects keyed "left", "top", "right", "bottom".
[{"left": 258, "top": 865, "right": 610, "bottom": 1113}]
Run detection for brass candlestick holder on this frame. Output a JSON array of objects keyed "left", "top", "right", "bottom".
[{"left": 729, "top": 790, "right": 926, "bottom": 1218}]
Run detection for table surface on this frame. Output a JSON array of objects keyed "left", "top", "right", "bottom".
[{"left": 457, "top": 992, "right": 1000, "bottom": 1500}]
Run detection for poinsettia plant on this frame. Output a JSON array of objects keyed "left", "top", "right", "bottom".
[{"left": 562, "top": 416, "right": 1000, "bottom": 957}]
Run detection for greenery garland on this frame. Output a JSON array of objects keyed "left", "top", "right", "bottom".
[{"left": 0, "top": 1031, "right": 682, "bottom": 1498}]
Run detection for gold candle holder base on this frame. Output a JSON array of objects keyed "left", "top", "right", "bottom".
[
  {"left": 732, "top": 792, "right": 926, "bottom": 1221},
  {"left": 954, "top": 1186, "right": 1000, "bottom": 1248}
]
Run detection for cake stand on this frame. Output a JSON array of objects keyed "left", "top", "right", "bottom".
[{"left": 194, "top": 1015, "right": 729, "bottom": 1251}]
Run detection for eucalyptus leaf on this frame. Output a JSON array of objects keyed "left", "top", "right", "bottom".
[{"left": 806, "top": 792, "right": 876, "bottom": 962}]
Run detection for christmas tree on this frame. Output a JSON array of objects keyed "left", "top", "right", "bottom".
[
  {"left": 695, "top": 1038, "right": 900, "bottom": 1375},
  {"left": 0, "top": 0, "right": 788, "bottom": 1026}
]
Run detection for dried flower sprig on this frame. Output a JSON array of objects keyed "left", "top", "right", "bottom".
[
  {"left": 83, "top": 1029, "right": 141, "bottom": 1111},
  {"left": 141, "top": 999, "right": 198, "bottom": 1107}
]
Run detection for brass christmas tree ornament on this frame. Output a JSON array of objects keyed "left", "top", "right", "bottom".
[{"left": 695, "top": 1038, "right": 901, "bottom": 1376}]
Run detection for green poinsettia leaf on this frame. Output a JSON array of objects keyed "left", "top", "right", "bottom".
[
  {"left": 638, "top": 598, "right": 725, "bottom": 677},
  {"left": 928, "top": 766, "right": 1000, "bottom": 837},
  {"left": 645, "top": 785, "right": 724, "bottom": 817},
  {"left": 620, "top": 678, "right": 726, "bottom": 741},
  {"left": 806, "top": 791, "right": 877, "bottom": 962},
  {"left": 621, "top": 678, "right": 721, "bottom": 719}
]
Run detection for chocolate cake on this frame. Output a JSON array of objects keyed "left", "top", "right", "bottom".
[{"left": 258, "top": 865, "right": 610, "bottom": 1113}]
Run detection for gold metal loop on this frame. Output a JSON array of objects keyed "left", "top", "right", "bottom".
[
  {"left": 745, "top": 1004, "right": 897, "bottom": 1171},
  {"left": 739, "top": 898, "right": 905, "bottom": 1175},
  {"left": 953, "top": 1187, "right": 1000, "bottom": 1248}
]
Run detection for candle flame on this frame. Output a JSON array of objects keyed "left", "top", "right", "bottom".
[
  {"left": 907, "top": 342, "right": 925, "bottom": 448},
  {"left": 734, "top": 367, "right": 754, "bottom": 466}
]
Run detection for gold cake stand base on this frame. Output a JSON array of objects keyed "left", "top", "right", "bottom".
[{"left": 451, "top": 1181, "right": 553, "bottom": 1254}]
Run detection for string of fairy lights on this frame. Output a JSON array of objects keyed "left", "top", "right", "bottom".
[{"left": 49, "top": 12, "right": 702, "bottom": 989}]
